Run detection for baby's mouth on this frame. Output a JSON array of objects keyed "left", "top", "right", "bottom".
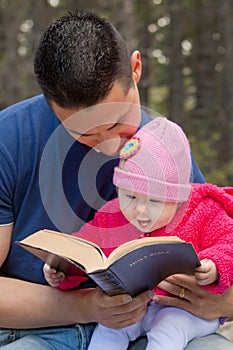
[{"left": 137, "top": 219, "right": 151, "bottom": 228}]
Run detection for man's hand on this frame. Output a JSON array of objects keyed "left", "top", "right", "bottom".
[
  {"left": 84, "top": 287, "right": 154, "bottom": 329},
  {"left": 154, "top": 274, "right": 233, "bottom": 320}
]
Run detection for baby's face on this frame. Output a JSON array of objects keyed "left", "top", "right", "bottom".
[{"left": 118, "top": 188, "right": 179, "bottom": 233}]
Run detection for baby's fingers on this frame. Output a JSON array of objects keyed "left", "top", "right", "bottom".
[
  {"left": 195, "top": 271, "right": 209, "bottom": 284},
  {"left": 43, "top": 263, "right": 56, "bottom": 273},
  {"left": 46, "top": 271, "right": 65, "bottom": 287},
  {"left": 49, "top": 273, "right": 65, "bottom": 286}
]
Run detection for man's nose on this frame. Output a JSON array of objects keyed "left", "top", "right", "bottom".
[{"left": 94, "top": 137, "right": 122, "bottom": 155}]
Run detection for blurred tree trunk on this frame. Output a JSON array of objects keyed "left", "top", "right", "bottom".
[
  {"left": 134, "top": 0, "right": 155, "bottom": 107},
  {"left": 217, "top": 0, "right": 233, "bottom": 182},
  {"left": 191, "top": 0, "right": 217, "bottom": 122},
  {"left": 166, "top": 0, "right": 185, "bottom": 125},
  {"left": 108, "top": 0, "right": 154, "bottom": 107},
  {"left": 108, "top": 0, "right": 135, "bottom": 49},
  {"left": 30, "top": 0, "right": 59, "bottom": 48},
  {"left": 0, "top": 2, "right": 25, "bottom": 108}
]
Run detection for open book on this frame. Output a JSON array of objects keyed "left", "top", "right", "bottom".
[{"left": 17, "top": 229, "right": 200, "bottom": 297}]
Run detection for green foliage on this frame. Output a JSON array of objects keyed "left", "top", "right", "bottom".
[{"left": 189, "top": 129, "right": 232, "bottom": 186}]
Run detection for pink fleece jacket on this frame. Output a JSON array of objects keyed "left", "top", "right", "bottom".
[{"left": 59, "top": 183, "right": 233, "bottom": 294}]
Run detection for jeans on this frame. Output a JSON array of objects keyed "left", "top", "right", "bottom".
[
  {"left": 0, "top": 325, "right": 143, "bottom": 350},
  {"left": 1, "top": 327, "right": 233, "bottom": 349},
  {"left": 128, "top": 334, "right": 233, "bottom": 350},
  {"left": 0, "top": 324, "right": 95, "bottom": 349}
]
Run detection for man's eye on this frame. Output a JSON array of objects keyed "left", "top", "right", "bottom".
[
  {"left": 108, "top": 122, "right": 119, "bottom": 130},
  {"left": 80, "top": 134, "right": 92, "bottom": 138},
  {"left": 108, "top": 114, "right": 127, "bottom": 130}
]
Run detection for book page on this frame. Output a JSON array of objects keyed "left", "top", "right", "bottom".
[
  {"left": 105, "top": 236, "right": 183, "bottom": 266},
  {"left": 18, "top": 230, "right": 107, "bottom": 272}
]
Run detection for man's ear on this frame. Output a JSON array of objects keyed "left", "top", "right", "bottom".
[{"left": 130, "top": 50, "right": 142, "bottom": 84}]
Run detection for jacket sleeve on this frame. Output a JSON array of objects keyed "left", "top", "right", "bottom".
[
  {"left": 198, "top": 203, "right": 233, "bottom": 294},
  {"left": 58, "top": 275, "right": 89, "bottom": 290}
]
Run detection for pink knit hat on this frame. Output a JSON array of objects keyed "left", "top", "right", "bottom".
[{"left": 113, "top": 117, "right": 192, "bottom": 202}]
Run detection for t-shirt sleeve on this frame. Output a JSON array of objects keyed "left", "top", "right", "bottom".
[
  {"left": 190, "top": 152, "right": 205, "bottom": 183},
  {"left": 0, "top": 146, "right": 15, "bottom": 224}
]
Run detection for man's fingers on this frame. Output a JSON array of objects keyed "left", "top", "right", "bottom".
[
  {"left": 92, "top": 287, "right": 154, "bottom": 328},
  {"left": 155, "top": 294, "right": 191, "bottom": 309},
  {"left": 158, "top": 274, "right": 202, "bottom": 294},
  {"left": 158, "top": 279, "right": 187, "bottom": 297},
  {"left": 164, "top": 274, "right": 198, "bottom": 287}
]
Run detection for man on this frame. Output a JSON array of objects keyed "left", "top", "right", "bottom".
[{"left": 0, "top": 10, "right": 232, "bottom": 350}]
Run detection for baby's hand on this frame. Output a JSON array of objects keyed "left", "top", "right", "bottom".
[
  {"left": 43, "top": 263, "right": 65, "bottom": 287},
  {"left": 195, "top": 259, "right": 218, "bottom": 286}
]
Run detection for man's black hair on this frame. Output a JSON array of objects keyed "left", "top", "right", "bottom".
[{"left": 34, "top": 10, "right": 134, "bottom": 108}]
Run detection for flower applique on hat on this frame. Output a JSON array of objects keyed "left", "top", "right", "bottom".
[{"left": 119, "top": 137, "right": 141, "bottom": 171}]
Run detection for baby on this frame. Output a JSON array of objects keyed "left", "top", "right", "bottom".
[{"left": 44, "top": 117, "right": 233, "bottom": 349}]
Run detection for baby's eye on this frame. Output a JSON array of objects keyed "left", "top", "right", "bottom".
[
  {"left": 126, "top": 195, "right": 136, "bottom": 200},
  {"left": 149, "top": 199, "right": 159, "bottom": 203}
]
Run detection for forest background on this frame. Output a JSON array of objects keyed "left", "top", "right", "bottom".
[{"left": 1, "top": 0, "right": 233, "bottom": 185}]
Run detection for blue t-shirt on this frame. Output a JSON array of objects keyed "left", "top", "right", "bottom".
[{"left": 0, "top": 95, "right": 205, "bottom": 284}]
